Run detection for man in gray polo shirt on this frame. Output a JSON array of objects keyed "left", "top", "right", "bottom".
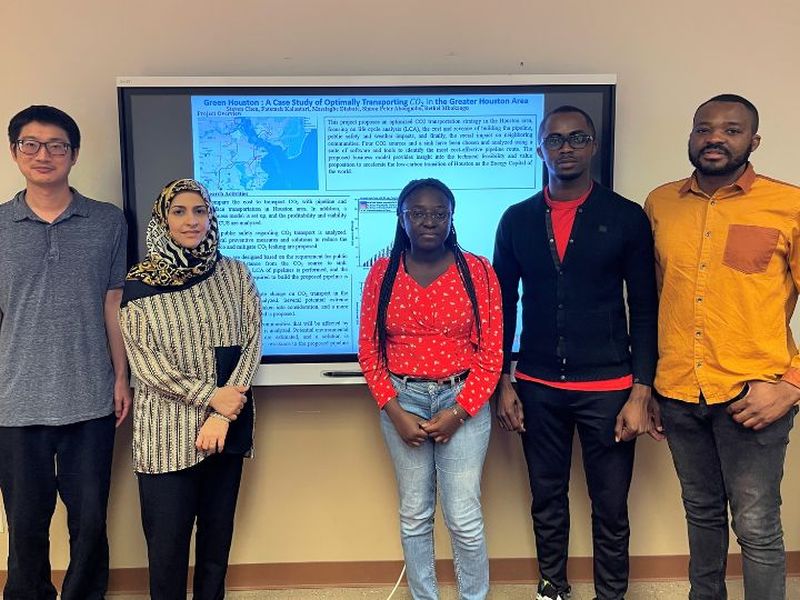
[{"left": 0, "top": 105, "right": 131, "bottom": 600}]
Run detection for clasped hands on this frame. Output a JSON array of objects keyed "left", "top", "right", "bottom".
[
  {"left": 196, "top": 385, "right": 250, "bottom": 453},
  {"left": 384, "top": 397, "right": 467, "bottom": 447}
]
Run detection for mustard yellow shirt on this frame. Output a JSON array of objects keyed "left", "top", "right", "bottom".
[{"left": 644, "top": 164, "right": 800, "bottom": 403}]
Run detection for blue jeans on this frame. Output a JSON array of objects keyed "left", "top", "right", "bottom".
[
  {"left": 658, "top": 394, "right": 797, "bottom": 600},
  {"left": 381, "top": 376, "right": 491, "bottom": 600}
]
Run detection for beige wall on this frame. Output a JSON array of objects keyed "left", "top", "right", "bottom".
[{"left": 0, "top": 0, "right": 798, "bottom": 570}]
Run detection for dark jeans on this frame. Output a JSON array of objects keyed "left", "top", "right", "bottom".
[
  {"left": 517, "top": 381, "right": 635, "bottom": 600},
  {"left": 138, "top": 453, "right": 244, "bottom": 600},
  {"left": 658, "top": 394, "right": 797, "bottom": 600},
  {"left": 0, "top": 414, "right": 116, "bottom": 600}
]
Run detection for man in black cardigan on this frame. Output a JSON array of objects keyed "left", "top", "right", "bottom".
[{"left": 493, "top": 106, "right": 660, "bottom": 600}]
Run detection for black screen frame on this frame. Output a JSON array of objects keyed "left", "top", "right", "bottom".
[{"left": 117, "top": 77, "right": 616, "bottom": 370}]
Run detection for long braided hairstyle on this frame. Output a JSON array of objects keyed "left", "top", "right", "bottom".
[{"left": 374, "top": 178, "right": 484, "bottom": 367}]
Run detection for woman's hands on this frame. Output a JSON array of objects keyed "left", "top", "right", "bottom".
[
  {"left": 421, "top": 406, "right": 467, "bottom": 444},
  {"left": 199, "top": 385, "right": 248, "bottom": 452},
  {"left": 384, "top": 398, "right": 429, "bottom": 447},
  {"left": 209, "top": 385, "right": 248, "bottom": 420},
  {"left": 384, "top": 397, "right": 467, "bottom": 447},
  {"left": 195, "top": 414, "right": 229, "bottom": 453}
]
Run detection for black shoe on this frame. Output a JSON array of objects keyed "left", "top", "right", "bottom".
[{"left": 536, "top": 580, "right": 571, "bottom": 600}]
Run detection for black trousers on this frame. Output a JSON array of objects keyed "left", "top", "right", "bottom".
[
  {"left": 0, "top": 414, "right": 116, "bottom": 600},
  {"left": 137, "top": 453, "right": 244, "bottom": 600},
  {"left": 517, "top": 381, "right": 635, "bottom": 600}
]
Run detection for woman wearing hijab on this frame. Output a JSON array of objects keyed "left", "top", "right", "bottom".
[
  {"left": 358, "top": 178, "right": 503, "bottom": 600},
  {"left": 119, "top": 178, "right": 262, "bottom": 600}
]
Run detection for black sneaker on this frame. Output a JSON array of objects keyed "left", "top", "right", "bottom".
[{"left": 536, "top": 580, "right": 571, "bottom": 600}]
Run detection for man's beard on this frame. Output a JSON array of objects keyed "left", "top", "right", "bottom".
[{"left": 689, "top": 143, "right": 751, "bottom": 176}]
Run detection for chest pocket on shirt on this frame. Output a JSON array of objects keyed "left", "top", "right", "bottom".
[{"left": 722, "top": 224, "right": 780, "bottom": 274}]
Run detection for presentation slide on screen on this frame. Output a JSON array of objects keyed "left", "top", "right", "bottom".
[{"left": 190, "top": 93, "right": 544, "bottom": 356}]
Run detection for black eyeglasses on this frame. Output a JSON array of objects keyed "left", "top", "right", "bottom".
[
  {"left": 15, "top": 139, "right": 72, "bottom": 157},
  {"left": 401, "top": 209, "right": 451, "bottom": 224},
  {"left": 540, "top": 133, "right": 594, "bottom": 150}
]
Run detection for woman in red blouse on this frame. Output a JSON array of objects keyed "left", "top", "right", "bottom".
[{"left": 358, "top": 178, "right": 503, "bottom": 600}]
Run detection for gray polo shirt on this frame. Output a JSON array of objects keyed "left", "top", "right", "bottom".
[{"left": 0, "top": 189, "right": 127, "bottom": 426}]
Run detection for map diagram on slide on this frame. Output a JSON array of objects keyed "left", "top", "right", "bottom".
[{"left": 195, "top": 117, "right": 318, "bottom": 190}]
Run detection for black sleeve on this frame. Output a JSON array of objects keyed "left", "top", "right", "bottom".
[
  {"left": 492, "top": 208, "right": 521, "bottom": 374},
  {"left": 623, "top": 205, "right": 659, "bottom": 386}
]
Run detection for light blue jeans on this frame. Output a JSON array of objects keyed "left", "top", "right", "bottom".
[{"left": 380, "top": 375, "right": 491, "bottom": 600}]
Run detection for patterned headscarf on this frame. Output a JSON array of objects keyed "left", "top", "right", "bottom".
[{"left": 126, "top": 179, "right": 219, "bottom": 287}]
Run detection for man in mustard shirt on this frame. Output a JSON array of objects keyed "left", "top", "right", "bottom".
[{"left": 645, "top": 94, "right": 800, "bottom": 600}]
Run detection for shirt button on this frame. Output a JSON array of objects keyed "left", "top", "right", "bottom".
[
  {"left": 697, "top": 297, "right": 703, "bottom": 303},
  {"left": 710, "top": 200, "right": 717, "bottom": 206},
  {"left": 549, "top": 238, "right": 555, "bottom": 243},
  {"left": 700, "top": 263, "right": 706, "bottom": 270},
  {"left": 695, "top": 331, "right": 702, "bottom": 337},
  {"left": 569, "top": 239, "right": 574, "bottom": 244},
  {"left": 696, "top": 361, "right": 703, "bottom": 368},
  {"left": 558, "top": 269, "right": 564, "bottom": 275},
  {"left": 705, "top": 231, "right": 712, "bottom": 238},
  {"left": 558, "top": 303, "right": 564, "bottom": 309},
  {"left": 560, "top": 375, "right": 567, "bottom": 381}
]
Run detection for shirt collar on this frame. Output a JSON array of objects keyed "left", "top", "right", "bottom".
[
  {"left": 10, "top": 187, "right": 89, "bottom": 223},
  {"left": 543, "top": 181, "right": 594, "bottom": 208},
  {"left": 679, "top": 163, "right": 757, "bottom": 197}
]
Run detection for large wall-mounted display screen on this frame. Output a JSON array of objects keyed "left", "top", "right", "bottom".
[{"left": 118, "top": 75, "right": 616, "bottom": 384}]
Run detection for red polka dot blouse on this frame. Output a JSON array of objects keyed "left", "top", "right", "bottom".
[{"left": 358, "top": 253, "right": 503, "bottom": 416}]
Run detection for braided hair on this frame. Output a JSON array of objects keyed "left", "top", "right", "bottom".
[{"left": 374, "top": 178, "right": 484, "bottom": 367}]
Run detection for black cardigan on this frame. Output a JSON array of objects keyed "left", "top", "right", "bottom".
[{"left": 493, "top": 183, "right": 658, "bottom": 385}]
